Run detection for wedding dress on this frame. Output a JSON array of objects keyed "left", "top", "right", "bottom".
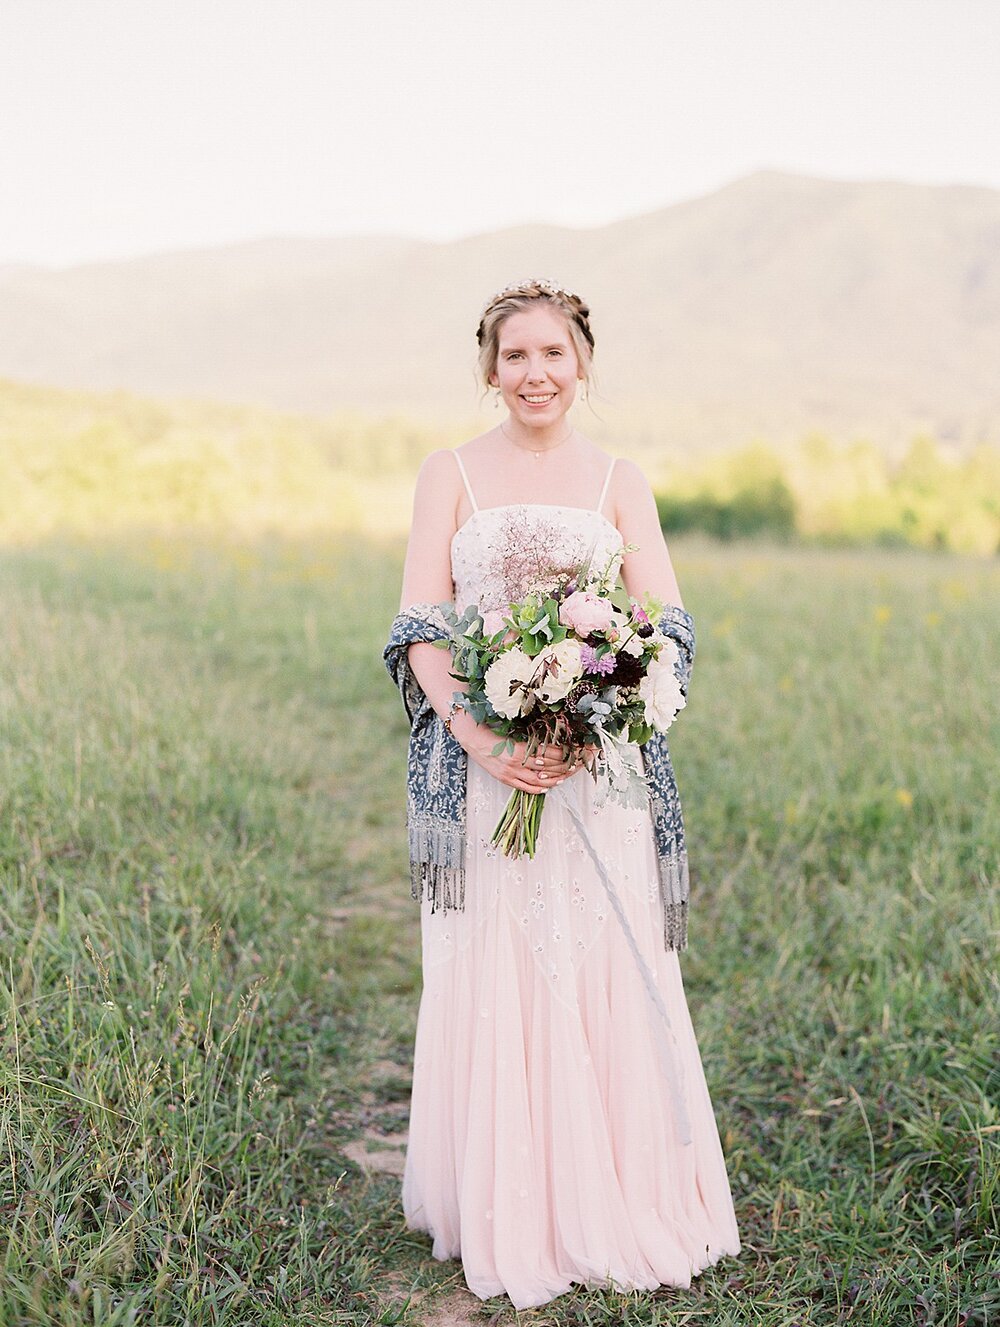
[{"left": 401, "top": 453, "right": 741, "bottom": 1309}]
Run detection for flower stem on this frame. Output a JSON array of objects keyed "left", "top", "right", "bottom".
[{"left": 491, "top": 788, "right": 547, "bottom": 858}]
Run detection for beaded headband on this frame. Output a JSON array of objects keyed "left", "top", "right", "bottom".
[
  {"left": 476, "top": 277, "right": 593, "bottom": 349},
  {"left": 479, "top": 277, "right": 583, "bottom": 318}
]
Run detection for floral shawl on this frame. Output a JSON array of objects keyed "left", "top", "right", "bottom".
[{"left": 383, "top": 602, "right": 696, "bottom": 951}]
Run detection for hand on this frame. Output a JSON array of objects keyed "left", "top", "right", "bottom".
[{"left": 450, "top": 712, "right": 591, "bottom": 794}]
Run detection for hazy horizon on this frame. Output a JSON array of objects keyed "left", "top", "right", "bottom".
[
  {"left": 2, "top": 0, "right": 999, "bottom": 267},
  {"left": 4, "top": 167, "right": 999, "bottom": 274}
]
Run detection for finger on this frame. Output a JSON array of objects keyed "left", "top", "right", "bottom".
[{"left": 509, "top": 756, "right": 560, "bottom": 776}]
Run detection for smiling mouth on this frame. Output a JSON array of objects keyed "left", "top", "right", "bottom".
[{"left": 521, "top": 393, "right": 556, "bottom": 404}]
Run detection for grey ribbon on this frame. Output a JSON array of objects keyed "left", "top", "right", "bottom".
[{"left": 554, "top": 783, "right": 693, "bottom": 1147}]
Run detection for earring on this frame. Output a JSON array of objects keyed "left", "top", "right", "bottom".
[{"left": 492, "top": 387, "right": 501, "bottom": 408}]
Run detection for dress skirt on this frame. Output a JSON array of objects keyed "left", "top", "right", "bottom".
[{"left": 402, "top": 756, "right": 741, "bottom": 1310}]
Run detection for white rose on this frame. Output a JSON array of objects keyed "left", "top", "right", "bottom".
[
  {"left": 621, "top": 632, "right": 644, "bottom": 657},
  {"left": 638, "top": 658, "right": 686, "bottom": 731},
  {"left": 484, "top": 647, "right": 536, "bottom": 719},
  {"left": 533, "top": 639, "right": 583, "bottom": 705},
  {"left": 650, "top": 634, "right": 681, "bottom": 667}
]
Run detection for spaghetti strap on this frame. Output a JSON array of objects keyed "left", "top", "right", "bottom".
[
  {"left": 595, "top": 457, "right": 616, "bottom": 515},
  {"left": 453, "top": 450, "right": 479, "bottom": 513}
]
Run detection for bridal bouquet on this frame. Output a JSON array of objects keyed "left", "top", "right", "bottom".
[{"left": 437, "top": 553, "right": 687, "bottom": 857}]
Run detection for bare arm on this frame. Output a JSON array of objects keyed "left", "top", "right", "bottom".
[
  {"left": 611, "top": 459, "right": 685, "bottom": 610},
  {"left": 399, "top": 450, "right": 572, "bottom": 793},
  {"left": 398, "top": 449, "right": 466, "bottom": 726}
]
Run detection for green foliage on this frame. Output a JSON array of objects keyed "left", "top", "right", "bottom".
[
  {"left": 656, "top": 481, "right": 798, "bottom": 541},
  {"left": 0, "top": 377, "right": 464, "bottom": 544},
  {"left": 4, "top": 377, "right": 1000, "bottom": 556},
  {"left": 0, "top": 533, "right": 997, "bottom": 1323},
  {"left": 511, "top": 595, "right": 567, "bottom": 656},
  {"left": 656, "top": 442, "right": 799, "bottom": 542},
  {"left": 656, "top": 435, "right": 1000, "bottom": 555}
]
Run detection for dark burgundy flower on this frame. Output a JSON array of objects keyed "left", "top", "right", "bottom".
[{"left": 608, "top": 651, "right": 644, "bottom": 688}]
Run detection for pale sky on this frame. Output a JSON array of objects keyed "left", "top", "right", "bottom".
[{"left": 2, "top": 0, "right": 998, "bottom": 268}]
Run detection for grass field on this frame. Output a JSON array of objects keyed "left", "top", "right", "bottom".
[{"left": 1, "top": 532, "right": 998, "bottom": 1326}]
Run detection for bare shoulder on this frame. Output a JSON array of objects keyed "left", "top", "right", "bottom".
[
  {"left": 415, "top": 447, "right": 466, "bottom": 496},
  {"left": 417, "top": 447, "right": 461, "bottom": 480},
  {"left": 411, "top": 449, "right": 465, "bottom": 528},
  {"left": 608, "top": 455, "right": 656, "bottom": 508},
  {"left": 572, "top": 433, "right": 621, "bottom": 483},
  {"left": 454, "top": 426, "right": 501, "bottom": 461},
  {"left": 612, "top": 455, "right": 653, "bottom": 490}
]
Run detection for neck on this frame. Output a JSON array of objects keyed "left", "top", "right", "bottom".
[{"left": 500, "top": 417, "right": 574, "bottom": 454}]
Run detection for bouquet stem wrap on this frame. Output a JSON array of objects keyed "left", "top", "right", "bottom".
[{"left": 384, "top": 601, "right": 697, "bottom": 952}]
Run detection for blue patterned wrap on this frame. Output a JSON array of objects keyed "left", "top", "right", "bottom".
[{"left": 383, "top": 601, "right": 697, "bottom": 951}]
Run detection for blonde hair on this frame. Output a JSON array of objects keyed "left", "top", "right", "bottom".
[{"left": 475, "top": 278, "right": 596, "bottom": 400}]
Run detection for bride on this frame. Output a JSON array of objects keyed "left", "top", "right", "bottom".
[{"left": 384, "top": 278, "right": 741, "bottom": 1309}]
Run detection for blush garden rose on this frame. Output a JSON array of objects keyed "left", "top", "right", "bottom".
[{"left": 558, "top": 589, "right": 615, "bottom": 636}]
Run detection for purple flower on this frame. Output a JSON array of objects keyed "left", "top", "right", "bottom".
[{"left": 580, "top": 644, "right": 616, "bottom": 676}]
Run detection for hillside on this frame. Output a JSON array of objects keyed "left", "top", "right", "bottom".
[{"left": 1, "top": 171, "right": 999, "bottom": 452}]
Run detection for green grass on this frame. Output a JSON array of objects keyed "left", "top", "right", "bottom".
[{"left": 0, "top": 533, "right": 997, "bottom": 1325}]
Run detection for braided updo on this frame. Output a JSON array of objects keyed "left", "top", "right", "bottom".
[{"left": 475, "top": 278, "right": 596, "bottom": 396}]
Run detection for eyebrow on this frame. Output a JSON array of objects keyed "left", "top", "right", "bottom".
[{"left": 500, "top": 342, "right": 568, "bottom": 353}]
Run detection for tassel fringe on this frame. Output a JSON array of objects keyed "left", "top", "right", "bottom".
[{"left": 411, "top": 860, "right": 467, "bottom": 913}]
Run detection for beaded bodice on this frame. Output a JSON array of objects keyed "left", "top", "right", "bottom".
[{"left": 451, "top": 503, "right": 625, "bottom": 615}]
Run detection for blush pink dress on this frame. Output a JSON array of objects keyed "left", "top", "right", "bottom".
[{"left": 401, "top": 453, "right": 741, "bottom": 1309}]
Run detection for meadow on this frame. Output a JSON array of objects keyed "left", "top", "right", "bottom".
[{"left": 1, "top": 531, "right": 998, "bottom": 1326}]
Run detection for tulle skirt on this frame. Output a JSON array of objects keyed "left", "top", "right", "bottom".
[{"left": 402, "top": 758, "right": 741, "bottom": 1310}]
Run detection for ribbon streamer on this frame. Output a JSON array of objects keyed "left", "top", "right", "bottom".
[{"left": 553, "top": 783, "right": 693, "bottom": 1147}]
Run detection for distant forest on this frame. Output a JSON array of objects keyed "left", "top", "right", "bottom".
[{"left": 1, "top": 379, "right": 997, "bottom": 554}]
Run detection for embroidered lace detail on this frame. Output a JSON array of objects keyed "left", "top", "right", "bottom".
[{"left": 452, "top": 505, "right": 624, "bottom": 614}]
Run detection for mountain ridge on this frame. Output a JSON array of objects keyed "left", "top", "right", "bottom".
[{"left": 1, "top": 170, "right": 998, "bottom": 452}]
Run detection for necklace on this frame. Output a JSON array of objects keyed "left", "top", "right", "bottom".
[{"left": 500, "top": 419, "right": 575, "bottom": 458}]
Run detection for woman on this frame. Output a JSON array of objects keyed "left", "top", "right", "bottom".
[{"left": 384, "top": 279, "right": 741, "bottom": 1309}]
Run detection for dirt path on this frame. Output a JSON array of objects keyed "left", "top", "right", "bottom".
[
  {"left": 415, "top": 1287, "right": 487, "bottom": 1325},
  {"left": 331, "top": 862, "right": 505, "bottom": 1323}
]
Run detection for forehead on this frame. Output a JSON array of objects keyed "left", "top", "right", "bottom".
[{"left": 497, "top": 304, "right": 571, "bottom": 348}]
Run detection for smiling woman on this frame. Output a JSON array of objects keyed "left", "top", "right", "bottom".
[
  {"left": 383, "top": 278, "right": 741, "bottom": 1310},
  {"left": 477, "top": 277, "right": 597, "bottom": 442}
]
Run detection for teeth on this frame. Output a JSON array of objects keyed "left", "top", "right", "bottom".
[{"left": 523, "top": 394, "right": 555, "bottom": 403}]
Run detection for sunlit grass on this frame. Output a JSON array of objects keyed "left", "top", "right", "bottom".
[{"left": 0, "top": 532, "right": 997, "bottom": 1324}]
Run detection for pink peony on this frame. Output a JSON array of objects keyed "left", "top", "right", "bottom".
[{"left": 558, "top": 590, "right": 614, "bottom": 637}]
